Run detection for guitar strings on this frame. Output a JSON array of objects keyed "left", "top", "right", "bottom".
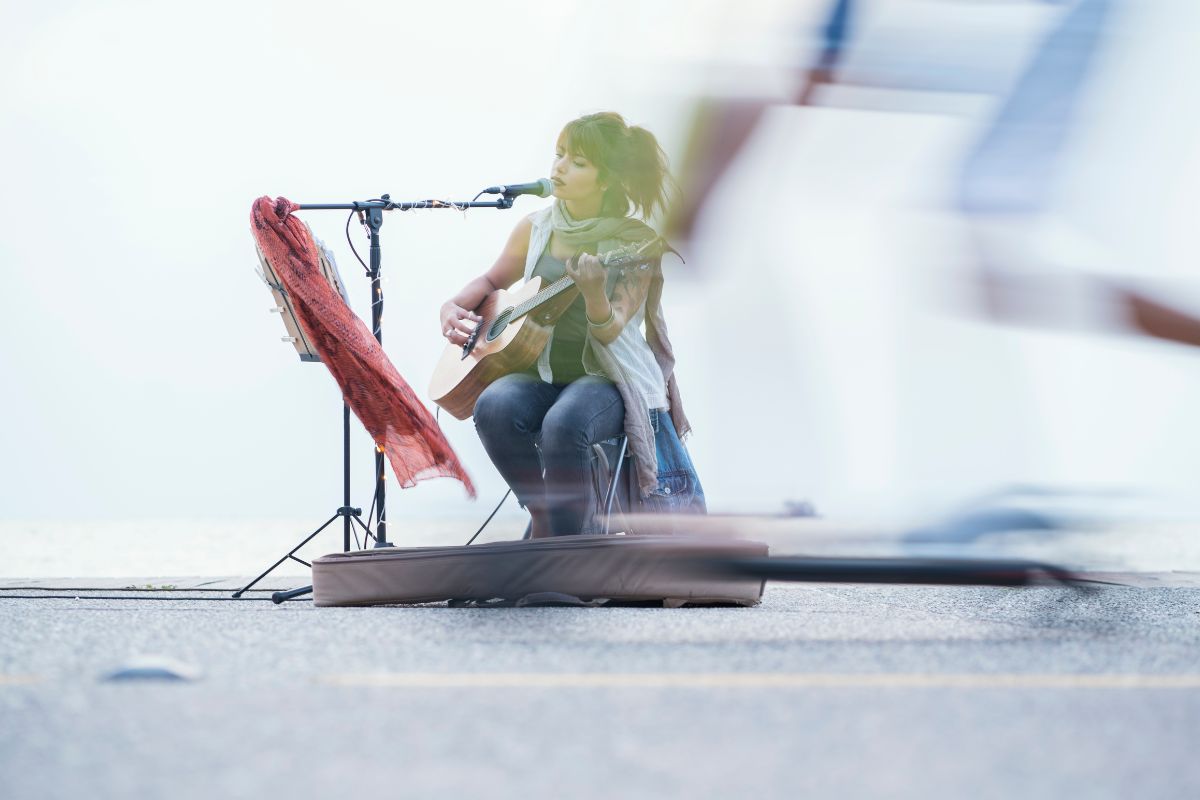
[{"left": 472, "top": 242, "right": 657, "bottom": 343}]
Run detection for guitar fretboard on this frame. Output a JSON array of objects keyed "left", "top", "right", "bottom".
[
  {"left": 510, "top": 274, "right": 577, "bottom": 322},
  {"left": 486, "top": 241, "right": 658, "bottom": 335}
]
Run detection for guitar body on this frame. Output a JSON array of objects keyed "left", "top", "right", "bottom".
[{"left": 429, "top": 278, "right": 581, "bottom": 420}]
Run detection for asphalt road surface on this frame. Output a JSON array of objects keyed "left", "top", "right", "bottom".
[{"left": 2, "top": 582, "right": 1198, "bottom": 799}]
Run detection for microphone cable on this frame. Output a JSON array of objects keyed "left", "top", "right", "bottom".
[
  {"left": 343, "top": 195, "right": 515, "bottom": 547},
  {"left": 432, "top": 405, "right": 513, "bottom": 545}
]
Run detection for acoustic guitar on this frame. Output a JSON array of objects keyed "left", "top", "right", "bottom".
[{"left": 429, "top": 239, "right": 663, "bottom": 420}]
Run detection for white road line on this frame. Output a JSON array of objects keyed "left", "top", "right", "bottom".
[
  {"left": 0, "top": 675, "right": 39, "bottom": 686},
  {"left": 317, "top": 673, "right": 1200, "bottom": 689}
]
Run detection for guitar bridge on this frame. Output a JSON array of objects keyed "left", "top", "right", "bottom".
[{"left": 461, "top": 327, "right": 480, "bottom": 360}]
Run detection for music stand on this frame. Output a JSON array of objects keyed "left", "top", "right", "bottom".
[
  {"left": 232, "top": 228, "right": 371, "bottom": 598},
  {"left": 234, "top": 192, "right": 519, "bottom": 601}
]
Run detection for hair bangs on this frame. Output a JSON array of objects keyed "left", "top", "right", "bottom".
[{"left": 558, "top": 120, "right": 610, "bottom": 172}]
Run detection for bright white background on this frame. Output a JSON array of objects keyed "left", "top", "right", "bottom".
[
  {"left": 0, "top": 0, "right": 805, "bottom": 525},
  {"left": 4, "top": 0, "right": 1200, "bottom": 535}
]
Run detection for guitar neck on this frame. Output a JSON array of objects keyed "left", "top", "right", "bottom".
[
  {"left": 507, "top": 239, "right": 661, "bottom": 324},
  {"left": 511, "top": 275, "right": 578, "bottom": 322}
]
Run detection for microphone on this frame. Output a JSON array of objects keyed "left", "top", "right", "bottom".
[{"left": 482, "top": 178, "right": 554, "bottom": 198}]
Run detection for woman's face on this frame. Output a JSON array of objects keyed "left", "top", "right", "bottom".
[{"left": 550, "top": 141, "right": 604, "bottom": 206}]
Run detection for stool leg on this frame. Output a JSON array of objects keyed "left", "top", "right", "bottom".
[{"left": 602, "top": 435, "right": 630, "bottom": 535}]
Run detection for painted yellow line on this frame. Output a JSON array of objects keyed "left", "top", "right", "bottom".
[
  {"left": 0, "top": 675, "right": 40, "bottom": 686},
  {"left": 318, "top": 673, "right": 1200, "bottom": 690}
]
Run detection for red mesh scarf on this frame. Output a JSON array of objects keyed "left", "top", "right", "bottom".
[{"left": 251, "top": 196, "right": 475, "bottom": 498}]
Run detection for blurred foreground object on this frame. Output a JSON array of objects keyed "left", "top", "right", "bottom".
[
  {"left": 666, "top": 0, "right": 1200, "bottom": 519},
  {"left": 720, "top": 555, "right": 1078, "bottom": 587},
  {"left": 667, "top": 0, "right": 852, "bottom": 240},
  {"left": 958, "top": 0, "right": 1200, "bottom": 347},
  {"left": 627, "top": 510, "right": 1081, "bottom": 586},
  {"left": 666, "top": 0, "right": 1060, "bottom": 240}
]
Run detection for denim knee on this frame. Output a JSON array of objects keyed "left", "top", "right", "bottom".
[
  {"left": 538, "top": 409, "right": 588, "bottom": 458},
  {"left": 540, "top": 390, "right": 622, "bottom": 458},
  {"left": 474, "top": 378, "right": 535, "bottom": 435}
]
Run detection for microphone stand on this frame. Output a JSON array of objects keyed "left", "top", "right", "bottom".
[{"left": 236, "top": 192, "right": 519, "bottom": 602}]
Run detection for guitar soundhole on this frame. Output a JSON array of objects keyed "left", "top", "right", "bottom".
[{"left": 487, "top": 308, "right": 513, "bottom": 342}]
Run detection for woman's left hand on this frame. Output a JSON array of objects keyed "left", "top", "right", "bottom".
[{"left": 565, "top": 253, "right": 606, "bottom": 299}]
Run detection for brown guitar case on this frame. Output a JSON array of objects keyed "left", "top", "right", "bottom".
[{"left": 311, "top": 534, "right": 767, "bottom": 607}]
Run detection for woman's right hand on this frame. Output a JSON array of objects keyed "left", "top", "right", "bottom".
[{"left": 440, "top": 301, "right": 481, "bottom": 345}]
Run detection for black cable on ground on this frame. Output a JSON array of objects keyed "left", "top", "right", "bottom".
[{"left": 0, "top": 594, "right": 309, "bottom": 602}]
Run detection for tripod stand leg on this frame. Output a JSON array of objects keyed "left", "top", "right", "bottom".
[
  {"left": 231, "top": 513, "right": 339, "bottom": 598},
  {"left": 272, "top": 585, "right": 313, "bottom": 603}
]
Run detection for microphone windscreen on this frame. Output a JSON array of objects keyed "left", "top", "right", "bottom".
[{"left": 535, "top": 178, "right": 554, "bottom": 198}]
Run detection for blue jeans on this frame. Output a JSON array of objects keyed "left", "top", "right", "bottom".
[
  {"left": 641, "top": 408, "right": 706, "bottom": 515},
  {"left": 474, "top": 373, "right": 625, "bottom": 536}
]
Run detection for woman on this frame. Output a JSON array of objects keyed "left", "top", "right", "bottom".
[{"left": 440, "top": 112, "right": 703, "bottom": 538}]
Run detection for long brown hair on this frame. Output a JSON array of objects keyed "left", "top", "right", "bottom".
[{"left": 558, "top": 112, "right": 673, "bottom": 220}]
